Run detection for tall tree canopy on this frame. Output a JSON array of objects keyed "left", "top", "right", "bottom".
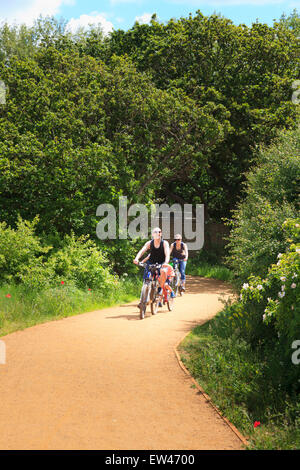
[
  {"left": 104, "top": 12, "right": 299, "bottom": 219},
  {"left": 0, "top": 11, "right": 299, "bottom": 239},
  {"left": 0, "top": 42, "right": 226, "bottom": 234}
]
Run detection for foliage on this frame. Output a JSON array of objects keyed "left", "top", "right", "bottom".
[
  {"left": 220, "top": 219, "right": 300, "bottom": 391},
  {"left": 226, "top": 125, "right": 300, "bottom": 284},
  {"left": 0, "top": 216, "right": 51, "bottom": 284},
  {"left": 47, "top": 233, "right": 116, "bottom": 290},
  {"left": 0, "top": 217, "right": 116, "bottom": 290},
  {"left": 0, "top": 12, "right": 298, "bottom": 234},
  {"left": 278, "top": 9, "right": 300, "bottom": 37},
  {"left": 107, "top": 11, "right": 299, "bottom": 220},
  {"left": 0, "top": 43, "right": 225, "bottom": 240}
]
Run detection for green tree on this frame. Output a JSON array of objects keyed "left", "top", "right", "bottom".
[
  {"left": 107, "top": 12, "right": 299, "bottom": 221},
  {"left": 0, "top": 46, "right": 225, "bottom": 238}
]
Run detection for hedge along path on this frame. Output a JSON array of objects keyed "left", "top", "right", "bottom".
[{"left": 0, "top": 276, "right": 246, "bottom": 450}]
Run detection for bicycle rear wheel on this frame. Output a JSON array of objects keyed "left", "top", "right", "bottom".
[
  {"left": 151, "top": 295, "right": 159, "bottom": 315},
  {"left": 167, "top": 296, "right": 174, "bottom": 311},
  {"left": 175, "top": 273, "right": 181, "bottom": 297}
]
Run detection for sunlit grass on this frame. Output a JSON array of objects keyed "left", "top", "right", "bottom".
[
  {"left": 0, "top": 277, "right": 141, "bottom": 337},
  {"left": 180, "top": 320, "right": 300, "bottom": 450}
]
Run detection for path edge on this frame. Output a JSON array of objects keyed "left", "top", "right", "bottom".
[{"left": 174, "top": 330, "right": 249, "bottom": 449}]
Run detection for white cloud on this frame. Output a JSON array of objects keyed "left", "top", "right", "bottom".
[
  {"left": 135, "top": 13, "right": 153, "bottom": 24},
  {"left": 66, "top": 13, "right": 114, "bottom": 35},
  {"left": 110, "top": 0, "right": 143, "bottom": 5},
  {"left": 1, "top": 0, "right": 74, "bottom": 26}
]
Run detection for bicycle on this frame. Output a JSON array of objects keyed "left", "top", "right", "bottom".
[
  {"left": 162, "top": 279, "right": 174, "bottom": 311},
  {"left": 172, "top": 260, "right": 184, "bottom": 297},
  {"left": 138, "top": 263, "right": 162, "bottom": 319}
]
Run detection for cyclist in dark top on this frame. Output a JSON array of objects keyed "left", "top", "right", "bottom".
[
  {"left": 170, "top": 233, "right": 188, "bottom": 291},
  {"left": 134, "top": 227, "right": 173, "bottom": 306}
]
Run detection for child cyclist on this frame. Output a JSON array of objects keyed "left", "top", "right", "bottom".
[
  {"left": 133, "top": 228, "right": 175, "bottom": 307},
  {"left": 140, "top": 254, "right": 175, "bottom": 306}
]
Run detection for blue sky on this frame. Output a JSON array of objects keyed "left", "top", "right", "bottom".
[{"left": 1, "top": 0, "right": 299, "bottom": 33}]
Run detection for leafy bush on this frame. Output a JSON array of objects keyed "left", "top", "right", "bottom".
[
  {"left": 97, "top": 238, "right": 144, "bottom": 276},
  {"left": 0, "top": 216, "right": 51, "bottom": 284},
  {"left": 0, "top": 218, "right": 117, "bottom": 291},
  {"left": 226, "top": 125, "right": 300, "bottom": 285},
  {"left": 46, "top": 233, "right": 117, "bottom": 290},
  {"left": 222, "top": 218, "right": 300, "bottom": 391},
  {"left": 17, "top": 258, "right": 56, "bottom": 290}
]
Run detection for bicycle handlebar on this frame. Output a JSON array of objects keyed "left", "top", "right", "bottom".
[{"left": 138, "top": 262, "right": 162, "bottom": 268}]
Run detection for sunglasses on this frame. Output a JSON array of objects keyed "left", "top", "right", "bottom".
[{"left": 175, "top": 238, "right": 181, "bottom": 241}]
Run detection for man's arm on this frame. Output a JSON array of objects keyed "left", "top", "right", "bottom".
[
  {"left": 134, "top": 241, "right": 151, "bottom": 264},
  {"left": 163, "top": 241, "right": 170, "bottom": 265}
]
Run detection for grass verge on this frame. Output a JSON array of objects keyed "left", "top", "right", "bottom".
[
  {"left": 0, "top": 277, "right": 141, "bottom": 337},
  {"left": 186, "top": 261, "right": 233, "bottom": 282},
  {"left": 179, "top": 319, "right": 300, "bottom": 450}
]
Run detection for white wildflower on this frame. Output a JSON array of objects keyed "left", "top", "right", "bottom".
[
  {"left": 242, "top": 283, "right": 249, "bottom": 289},
  {"left": 280, "top": 276, "right": 286, "bottom": 282},
  {"left": 291, "top": 283, "right": 296, "bottom": 289},
  {"left": 278, "top": 291, "right": 285, "bottom": 298}
]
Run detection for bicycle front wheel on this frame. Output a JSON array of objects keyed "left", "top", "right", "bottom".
[{"left": 140, "top": 282, "right": 150, "bottom": 319}]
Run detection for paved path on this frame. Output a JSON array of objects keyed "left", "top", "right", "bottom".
[{"left": 0, "top": 276, "right": 244, "bottom": 450}]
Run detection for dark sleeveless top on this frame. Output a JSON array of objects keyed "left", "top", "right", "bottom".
[
  {"left": 172, "top": 241, "right": 185, "bottom": 260},
  {"left": 148, "top": 239, "right": 165, "bottom": 264}
]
